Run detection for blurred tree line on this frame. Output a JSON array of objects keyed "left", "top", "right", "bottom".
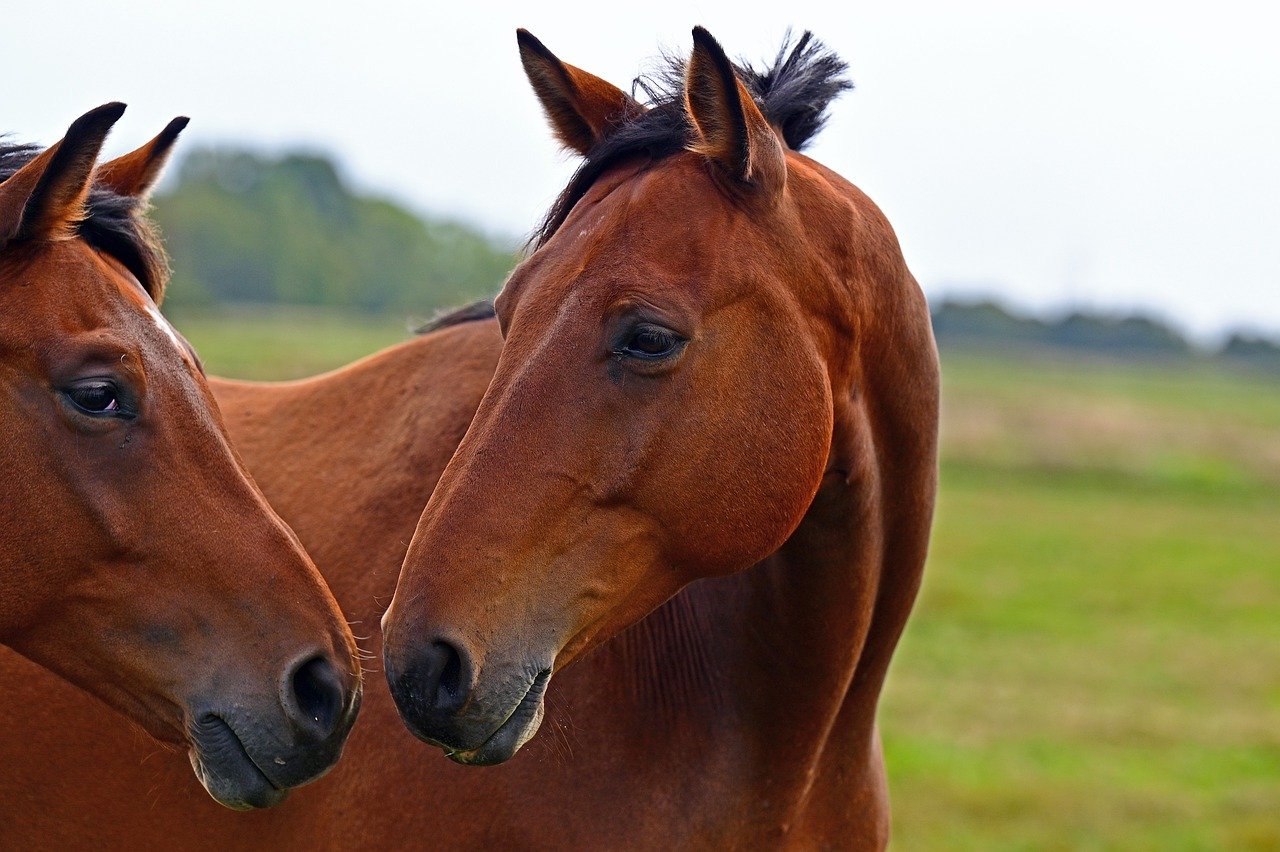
[
  {"left": 932, "top": 298, "right": 1280, "bottom": 370},
  {"left": 148, "top": 147, "right": 1279, "bottom": 371},
  {"left": 153, "top": 148, "right": 516, "bottom": 313}
]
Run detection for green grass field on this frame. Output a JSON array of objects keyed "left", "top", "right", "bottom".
[
  {"left": 170, "top": 306, "right": 414, "bottom": 380},
  {"left": 174, "top": 310, "right": 1280, "bottom": 849},
  {"left": 887, "top": 464, "right": 1279, "bottom": 849}
]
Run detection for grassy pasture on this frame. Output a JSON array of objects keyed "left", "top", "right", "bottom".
[
  {"left": 170, "top": 306, "right": 412, "bottom": 380},
  {"left": 174, "top": 310, "right": 1280, "bottom": 849},
  {"left": 886, "top": 463, "right": 1279, "bottom": 849},
  {"left": 886, "top": 354, "right": 1280, "bottom": 849}
]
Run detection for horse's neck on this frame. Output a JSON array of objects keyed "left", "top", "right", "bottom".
[
  {"left": 570, "top": 354, "right": 934, "bottom": 835},
  {"left": 589, "top": 470, "right": 885, "bottom": 765}
]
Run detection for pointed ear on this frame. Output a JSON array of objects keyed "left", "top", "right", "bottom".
[
  {"left": 684, "top": 27, "right": 785, "bottom": 195},
  {"left": 518, "top": 29, "right": 644, "bottom": 156},
  {"left": 0, "top": 102, "right": 127, "bottom": 248},
  {"left": 96, "top": 116, "right": 189, "bottom": 199}
]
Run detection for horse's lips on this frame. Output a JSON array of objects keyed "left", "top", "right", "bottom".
[
  {"left": 187, "top": 714, "right": 287, "bottom": 810},
  {"left": 447, "top": 669, "right": 552, "bottom": 766}
]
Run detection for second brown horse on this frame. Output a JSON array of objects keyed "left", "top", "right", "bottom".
[{"left": 0, "top": 105, "right": 360, "bottom": 812}]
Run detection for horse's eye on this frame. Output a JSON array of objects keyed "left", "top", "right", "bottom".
[
  {"left": 619, "top": 324, "right": 685, "bottom": 360},
  {"left": 64, "top": 380, "right": 124, "bottom": 416}
]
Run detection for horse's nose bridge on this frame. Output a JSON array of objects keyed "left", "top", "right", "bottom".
[
  {"left": 190, "top": 475, "right": 349, "bottom": 631},
  {"left": 168, "top": 498, "right": 360, "bottom": 721}
]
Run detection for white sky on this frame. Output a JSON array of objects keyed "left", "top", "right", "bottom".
[{"left": 5, "top": 1, "right": 1278, "bottom": 339}]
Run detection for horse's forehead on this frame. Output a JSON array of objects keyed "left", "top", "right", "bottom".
[
  {"left": 627, "top": 159, "right": 735, "bottom": 229},
  {"left": 520, "top": 155, "right": 838, "bottom": 319},
  {"left": 2, "top": 242, "right": 193, "bottom": 366},
  {"left": 97, "top": 254, "right": 188, "bottom": 356},
  {"left": 571, "top": 162, "right": 753, "bottom": 274},
  {"left": 0, "top": 242, "right": 99, "bottom": 326},
  {"left": 99, "top": 254, "right": 197, "bottom": 367}
]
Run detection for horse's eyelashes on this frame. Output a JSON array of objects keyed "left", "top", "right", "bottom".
[
  {"left": 632, "top": 328, "right": 675, "bottom": 355},
  {"left": 617, "top": 323, "right": 685, "bottom": 361},
  {"left": 63, "top": 379, "right": 133, "bottom": 418}
]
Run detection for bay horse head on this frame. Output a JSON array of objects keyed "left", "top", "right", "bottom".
[
  {"left": 383, "top": 29, "right": 937, "bottom": 765},
  {"left": 0, "top": 105, "right": 362, "bottom": 808}
]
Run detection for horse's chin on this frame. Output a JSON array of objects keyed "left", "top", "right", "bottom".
[
  {"left": 446, "top": 689, "right": 547, "bottom": 767},
  {"left": 187, "top": 715, "right": 288, "bottom": 810}
]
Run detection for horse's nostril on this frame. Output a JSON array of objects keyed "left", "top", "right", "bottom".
[
  {"left": 434, "top": 640, "right": 464, "bottom": 705},
  {"left": 285, "top": 655, "right": 345, "bottom": 740},
  {"left": 393, "top": 637, "right": 472, "bottom": 716}
]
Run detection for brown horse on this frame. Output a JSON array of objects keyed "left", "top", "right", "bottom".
[
  {"left": 0, "top": 317, "right": 501, "bottom": 844},
  {"left": 0, "top": 30, "right": 934, "bottom": 848},
  {"left": 375, "top": 27, "right": 938, "bottom": 844},
  {"left": 0, "top": 105, "right": 361, "bottom": 810}
]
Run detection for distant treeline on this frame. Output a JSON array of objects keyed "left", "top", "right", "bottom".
[
  {"left": 154, "top": 148, "right": 516, "bottom": 314},
  {"left": 152, "top": 147, "right": 1279, "bottom": 369},
  {"left": 932, "top": 299, "right": 1280, "bottom": 370}
]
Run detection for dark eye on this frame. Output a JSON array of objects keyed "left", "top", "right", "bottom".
[
  {"left": 63, "top": 380, "right": 126, "bottom": 417},
  {"left": 617, "top": 324, "right": 685, "bottom": 360}
]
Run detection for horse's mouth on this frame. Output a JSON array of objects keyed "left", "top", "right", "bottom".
[
  {"left": 188, "top": 714, "right": 287, "bottom": 810},
  {"left": 446, "top": 668, "right": 552, "bottom": 766}
]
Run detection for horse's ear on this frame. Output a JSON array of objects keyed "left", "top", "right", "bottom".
[
  {"left": 96, "top": 116, "right": 189, "bottom": 199},
  {"left": 518, "top": 29, "right": 644, "bottom": 156},
  {"left": 684, "top": 27, "right": 785, "bottom": 195},
  {"left": 0, "top": 102, "right": 127, "bottom": 248}
]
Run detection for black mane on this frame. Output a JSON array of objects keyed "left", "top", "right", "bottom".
[
  {"left": 415, "top": 299, "right": 497, "bottom": 335},
  {"left": 0, "top": 142, "right": 169, "bottom": 300},
  {"left": 532, "top": 31, "right": 852, "bottom": 248}
]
